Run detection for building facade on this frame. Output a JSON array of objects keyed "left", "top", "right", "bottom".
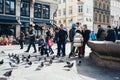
[
  {"left": 93, "top": 0, "right": 110, "bottom": 32},
  {"left": 55, "top": 0, "right": 110, "bottom": 32},
  {"left": 0, "top": 0, "right": 57, "bottom": 37},
  {"left": 55, "top": 0, "right": 93, "bottom": 30},
  {"left": 110, "top": 0, "right": 120, "bottom": 27}
]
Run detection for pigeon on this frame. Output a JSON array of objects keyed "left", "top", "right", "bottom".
[
  {"left": 9, "top": 62, "right": 17, "bottom": 67},
  {"left": 49, "top": 59, "right": 53, "bottom": 64},
  {"left": 44, "top": 57, "right": 47, "bottom": 62},
  {"left": 0, "top": 59, "right": 4, "bottom": 65},
  {"left": 66, "top": 61, "right": 71, "bottom": 65},
  {"left": 51, "top": 55, "right": 56, "bottom": 60},
  {"left": 38, "top": 62, "right": 44, "bottom": 68},
  {"left": 28, "top": 61, "right": 32, "bottom": 66},
  {"left": 16, "top": 56, "right": 20, "bottom": 64},
  {"left": 35, "top": 67, "right": 41, "bottom": 71},
  {"left": 27, "top": 54, "right": 31, "bottom": 59},
  {"left": 1, "top": 51, "right": 5, "bottom": 54},
  {"left": 77, "top": 60, "right": 81, "bottom": 66},
  {"left": 64, "top": 63, "right": 74, "bottom": 68},
  {"left": 3, "top": 70, "right": 12, "bottom": 78}
]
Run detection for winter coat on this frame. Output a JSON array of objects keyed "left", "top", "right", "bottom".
[
  {"left": 96, "top": 28, "right": 106, "bottom": 41},
  {"left": 69, "top": 28, "right": 76, "bottom": 42},
  {"left": 82, "top": 30, "right": 91, "bottom": 43},
  {"left": 105, "top": 29, "right": 116, "bottom": 42}
]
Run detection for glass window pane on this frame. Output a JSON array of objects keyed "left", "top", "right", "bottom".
[
  {"left": 0, "top": 0, "right": 3, "bottom": 13},
  {"left": 34, "top": 3, "right": 42, "bottom": 18},
  {"left": 21, "top": 1, "right": 30, "bottom": 17},
  {"left": 42, "top": 5, "right": 50, "bottom": 19},
  {"left": 5, "top": 0, "right": 15, "bottom": 15}
]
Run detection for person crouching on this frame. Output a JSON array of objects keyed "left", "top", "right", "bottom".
[{"left": 38, "top": 35, "right": 49, "bottom": 57}]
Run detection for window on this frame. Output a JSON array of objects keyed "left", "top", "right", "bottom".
[
  {"left": 78, "top": 5, "right": 83, "bottom": 13},
  {"left": 21, "top": 1, "right": 30, "bottom": 17},
  {"left": 94, "top": 13, "right": 97, "bottom": 21},
  {"left": 5, "top": 0, "right": 15, "bottom": 15},
  {"left": 0, "top": 0, "right": 3, "bottom": 13},
  {"left": 69, "top": 6, "right": 72, "bottom": 14},
  {"left": 58, "top": 9, "right": 61, "bottom": 16},
  {"left": 63, "top": 8, "right": 66, "bottom": 15},
  {"left": 59, "top": 0, "right": 61, "bottom": 4},
  {"left": 63, "top": 0, "right": 66, "bottom": 3},
  {"left": 63, "top": 19, "right": 66, "bottom": 23},
  {"left": 99, "top": 14, "right": 101, "bottom": 22},
  {"left": 34, "top": 3, "right": 42, "bottom": 18},
  {"left": 107, "top": 15, "right": 109, "bottom": 23},
  {"left": 59, "top": 20, "right": 61, "bottom": 24},
  {"left": 103, "top": 15, "right": 105, "bottom": 22},
  {"left": 42, "top": 4, "right": 50, "bottom": 19},
  {"left": 99, "top": 2, "right": 101, "bottom": 8}
]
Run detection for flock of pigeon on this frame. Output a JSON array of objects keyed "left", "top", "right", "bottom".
[{"left": 0, "top": 50, "right": 81, "bottom": 80}]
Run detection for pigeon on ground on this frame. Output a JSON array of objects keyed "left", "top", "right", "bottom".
[
  {"left": 28, "top": 61, "right": 32, "bottom": 66},
  {"left": 1, "top": 51, "right": 5, "bottom": 54},
  {"left": 35, "top": 66, "right": 41, "bottom": 71},
  {"left": 38, "top": 62, "right": 44, "bottom": 68},
  {"left": 3, "top": 70, "right": 12, "bottom": 78},
  {"left": 27, "top": 54, "right": 31, "bottom": 59},
  {"left": 0, "top": 59, "right": 4, "bottom": 65},
  {"left": 77, "top": 60, "right": 81, "bottom": 66},
  {"left": 51, "top": 55, "right": 56, "bottom": 60},
  {"left": 66, "top": 61, "right": 71, "bottom": 65},
  {"left": 9, "top": 62, "right": 17, "bottom": 67},
  {"left": 64, "top": 63, "right": 74, "bottom": 68},
  {"left": 49, "top": 59, "right": 53, "bottom": 64}
]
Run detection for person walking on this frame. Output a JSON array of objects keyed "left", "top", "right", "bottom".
[
  {"left": 105, "top": 26, "right": 116, "bottom": 42},
  {"left": 81, "top": 25, "right": 91, "bottom": 57},
  {"left": 56, "top": 24, "right": 68, "bottom": 57},
  {"left": 19, "top": 31, "right": 25, "bottom": 49},
  {"left": 25, "top": 24, "right": 37, "bottom": 53}
]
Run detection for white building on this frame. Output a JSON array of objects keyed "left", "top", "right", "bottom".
[
  {"left": 55, "top": 0, "right": 93, "bottom": 30},
  {"left": 111, "top": 0, "right": 120, "bottom": 27}
]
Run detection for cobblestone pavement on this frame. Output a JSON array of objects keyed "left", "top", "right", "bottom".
[{"left": 0, "top": 43, "right": 120, "bottom": 80}]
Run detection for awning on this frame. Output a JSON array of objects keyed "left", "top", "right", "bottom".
[
  {"left": 0, "top": 15, "right": 19, "bottom": 25},
  {"left": 0, "top": 19, "right": 19, "bottom": 25}
]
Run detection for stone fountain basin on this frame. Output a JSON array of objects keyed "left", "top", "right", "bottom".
[{"left": 87, "top": 41, "right": 120, "bottom": 58}]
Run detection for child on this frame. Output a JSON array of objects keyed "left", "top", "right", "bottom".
[
  {"left": 38, "top": 35, "right": 49, "bottom": 57},
  {"left": 69, "top": 30, "right": 83, "bottom": 58},
  {"left": 90, "top": 31, "right": 96, "bottom": 41}
]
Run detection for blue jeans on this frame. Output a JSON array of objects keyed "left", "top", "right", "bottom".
[
  {"left": 26, "top": 40, "right": 37, "bottom": 52},
  {"left": 57, "top": 41, "right": 66, "bottom": 56}
]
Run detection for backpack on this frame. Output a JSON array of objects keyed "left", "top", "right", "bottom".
[{"left": 73, "top": 32, "right": 83, "bottom": 47}]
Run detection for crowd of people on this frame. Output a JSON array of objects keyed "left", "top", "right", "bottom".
[{"left": 0, "top": 23, "right": 118, "bottom": 59}]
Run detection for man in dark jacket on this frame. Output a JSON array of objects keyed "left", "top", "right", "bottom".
[
  {"left": 96, "top": 25, "right": 106, "bottom": 41},
  {"left": 105, "top": 26, "right": 116, "bottom": 42},
  {"left": 25, "top": 24, "right": 37, "bottom": 53},
  {"left": 81, "top": 25, "right": 91, "bottom": 57},
  {"left": 69, "top": 23, "right": 76, "bottom": 48},
  {"left": 56, "top": 24, "right": 68, "bottom": 57}
]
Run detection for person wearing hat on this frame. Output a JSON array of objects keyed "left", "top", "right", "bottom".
[{"left": 25, "top": 24, "right": 37, "bottom": 53}]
